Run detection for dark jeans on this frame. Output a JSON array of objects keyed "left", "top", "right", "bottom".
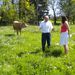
[{"left": 42, "top": 33, "right": 51, "bottom": 52}]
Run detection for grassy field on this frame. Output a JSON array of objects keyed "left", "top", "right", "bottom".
[{"left": 0, "top": 25, "right": 75, "bottom": 75}]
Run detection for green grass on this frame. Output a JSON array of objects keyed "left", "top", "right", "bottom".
[{"left": 0, "top": 25, "right": 75, "bottom": 75}]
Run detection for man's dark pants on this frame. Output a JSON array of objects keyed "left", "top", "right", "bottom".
[{"left": 42, "top": 33, "right": 51, "bottom": 52}]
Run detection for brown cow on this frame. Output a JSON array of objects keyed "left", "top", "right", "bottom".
[{"left": 13, "top": 21, "right": 27, "bottom": 35}]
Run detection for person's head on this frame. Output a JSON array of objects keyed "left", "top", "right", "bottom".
[
  {"left": 61, "top": 16, "right": 68, "bottom": 23},
  {"left": 44, "top": 15, "right": 49, "bottom": 22}
]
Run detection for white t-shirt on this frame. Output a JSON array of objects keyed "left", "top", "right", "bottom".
[{"left": 39, "top": 21, "right": 53, "bottom": 33}]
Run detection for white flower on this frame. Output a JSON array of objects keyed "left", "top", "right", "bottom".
[
  {"left": 69, "top": 34, "right": 72, "bottom": 38},
  {"left": 56, "top": 43, "right": 59, "bottom": 46}
]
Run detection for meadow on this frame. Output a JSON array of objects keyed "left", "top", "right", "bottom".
[{"left": 0, "top": 24, "right": 75, "bottom": 75}]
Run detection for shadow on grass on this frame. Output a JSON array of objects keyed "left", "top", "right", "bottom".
[
  {"left": 51, "top": 49, "right": 62, "bottom": 57},
  {"left": 17, "top": 49, "right": 41, "bottom": 57},
  {"left": 29, "top": 49, "right": 41, "bottom": 54},
  {"left": 17, "top": 47, "right": 62, "bottom": 58},
  {"left": 5, "top": 34, "right": 15, "bottom": 37},
  {"left": 17, "top": 52, "right": 25, "bottom": 57},
  {"left": 44, "top": 49, "right": 62, "bottom": 57},
  {"left": 29, "top": 48, "right": 62, "bottom": 57}
]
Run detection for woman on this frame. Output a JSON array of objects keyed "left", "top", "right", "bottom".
[{"left": 60, "top": 16, "right": 70, "bottom": 54}]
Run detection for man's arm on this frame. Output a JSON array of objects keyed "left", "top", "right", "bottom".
[
  {"left": 50, "top": 22, "right": 54, "bottom": 31},
  {"left": 39, "top": 22, "right": 42, "bottom": 29}
]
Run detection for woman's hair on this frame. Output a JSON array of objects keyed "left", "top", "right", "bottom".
[{"left": 61, "top": 16, "right": 68, "bottom": 23}]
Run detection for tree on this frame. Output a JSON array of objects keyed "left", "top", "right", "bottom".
[
  {"left": 70, "top": 0, "right": 75, "bottom": 24},
  {"left": 59, "top": 0, "right": 75, "bottom": 24},
  {"left": 0, "top": 0, "right": 49, "bottom": 25},
  {"left": 30, "top": 0, "right": 49, "bottom": 24},
  {"left": 11, "top": 0, "right": 14, "bottom": 4},
  {"left": 48, "top": 0, "right": 59, "bottom": 25},
  {"left": 0, "top": 0, "right": 16, "bottom": 24},
  {"left": 18, "top": 0, "right": 36, "bottom": 23}
]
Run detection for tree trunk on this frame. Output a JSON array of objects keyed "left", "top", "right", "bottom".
[
  {"left": 53, "top": 8, "right": 57, "bottom": 25},
  {"left": 54, "top": 13, "right": 57, "bottom": 25},
  {"left": 19, "top": 0, "right": 22, "bottom": 19},
  {"left": 72, "top": 17, "right": 75, "bottom": 24},
  {"left": 11, "top": 0, "right": 14, "bottom": 4}
]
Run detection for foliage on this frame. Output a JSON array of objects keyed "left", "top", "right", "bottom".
[
  {"left": 59, "top": 0, "right": 75, "bottom": 23},
  {"left": 0, "top": 0, "right": 36, "bottom": 25}
]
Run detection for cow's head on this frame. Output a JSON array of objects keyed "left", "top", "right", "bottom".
[
  {"left": 21, "top": 23, "right": 28, "bottom": 28},
  {"left": 21, "top": 23, "right": 26, "bottom": 28}
]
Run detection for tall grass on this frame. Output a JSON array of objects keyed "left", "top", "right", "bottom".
[{"left": 0, "top": 25, "right": 75, "bottom": 75}]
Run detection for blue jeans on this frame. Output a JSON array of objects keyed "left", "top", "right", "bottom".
[{"left": 42, "top": 33, "right": 51, "bottom": 52}]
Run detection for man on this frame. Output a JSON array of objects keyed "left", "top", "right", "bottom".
[{"left": 39, "top": 15, "right": 53, "bottom": 52}]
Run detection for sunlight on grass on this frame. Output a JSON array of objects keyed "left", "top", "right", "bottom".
[{"left": 0, "top": 25, "right": 75, "bottom": 75}]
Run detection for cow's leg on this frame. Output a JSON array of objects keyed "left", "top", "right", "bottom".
[
  {"left": 20, "top": 29, "right": 21, "bottom": 35},
  {"left": 17, "top": 30, "right": 18, "bottom": 35}
]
